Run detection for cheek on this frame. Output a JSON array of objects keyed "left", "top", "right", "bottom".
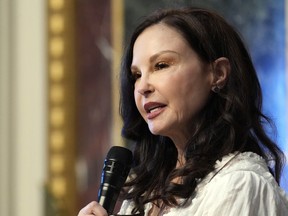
[
  {"left": 134, "top": 91, "right": 140, "bottom": 109},
  {"left": 174, "top": 79, "right": 211, "bottom": 117},
  {"left": 134, "top": 92, "right": 145, "bottom": 117},
  {"left": 184, "top": 88, "right": 211, "bottom": 118}
]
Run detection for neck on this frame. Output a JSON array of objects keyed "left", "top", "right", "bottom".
[{"left": 177, "top": 154, "right": 185, "bottom": 168}]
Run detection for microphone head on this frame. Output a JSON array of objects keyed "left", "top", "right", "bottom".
[
  {"left": 98, "top": 146, "right": 133, "bottom": 214},
  {"left": 107, "top": 146, "right": 133, "bottom": 169}
]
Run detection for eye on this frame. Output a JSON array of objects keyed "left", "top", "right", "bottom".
[
  {"left": 154, "top": 62, "right": 169, "bottom": 71},
  {"left": 131, "top": 71, "right": 141, "bottom": 80}
]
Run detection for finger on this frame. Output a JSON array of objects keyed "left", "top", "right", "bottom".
[
  {"left": 90, "top": 201, "right": 108, "bottom": 216},
  {"left": 78, "top": 201, "right": 108, "bottom": 216}
]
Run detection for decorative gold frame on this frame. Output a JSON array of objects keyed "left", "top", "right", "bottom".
[
  {"left": 111, "top": 0, "right": 125, "bottom": 147},
  {"left": 47, "top": 0, "right": 77, "bottom": 214},
  {"left": 47, "top": 0, "right": 124, "bottom": 214}
]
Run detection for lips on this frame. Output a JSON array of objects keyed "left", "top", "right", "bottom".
[{"left": 144, "top": 102, "right": 166, "bottom": 119}]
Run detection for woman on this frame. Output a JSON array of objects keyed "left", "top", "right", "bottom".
[{"left": 79, "top": 7, "right": 288, "bottom": 216}]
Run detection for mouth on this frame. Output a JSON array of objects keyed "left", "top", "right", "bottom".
[{"left": 144, "top": 102, "right": 166, "bottom": 114}]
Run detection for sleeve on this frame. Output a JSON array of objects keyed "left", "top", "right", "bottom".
[
  {"left": 118, "top": 199, "right": 152, "bottom": 216},
  {"left": 197, "top": 170, "right": 288, "bottom": 216},
  {"left": 118, "top": 200, "right": 135, "bottom": 215}
]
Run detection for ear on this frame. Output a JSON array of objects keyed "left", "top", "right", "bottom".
[{"left": 211, "top": 57, "right": 230, "bottom": 92}]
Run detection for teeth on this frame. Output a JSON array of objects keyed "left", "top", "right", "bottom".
[{"left": 150, "top": 107, "right": 161, "bottom": 113}]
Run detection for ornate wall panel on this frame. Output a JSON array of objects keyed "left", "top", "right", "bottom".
[
  {"left": 47, "top": 0, "right": 124, "bottom": 214},
  {"left": 47, "top": 0, "right": 77, "bottom": 215}
]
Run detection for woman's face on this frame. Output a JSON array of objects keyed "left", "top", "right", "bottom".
[{"left": 131, "top": 24, "right": 214, "bottom": 146}]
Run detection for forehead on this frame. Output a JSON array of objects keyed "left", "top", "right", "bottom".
[{"left": 132, "top": 24, "right": 191, "bottom": 58}]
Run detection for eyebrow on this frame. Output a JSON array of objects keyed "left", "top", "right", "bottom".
[
  {"left": 131, "top": 50, "right": 179, "bottom": 71},
  {"left": 149, "top": 50, "right": 179, "bottom": 62}
]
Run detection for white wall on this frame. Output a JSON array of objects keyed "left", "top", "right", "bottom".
[{"left": 0, "top": 0, "right": 47, "bottom": 215}]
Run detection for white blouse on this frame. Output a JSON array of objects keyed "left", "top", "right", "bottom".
[{"left": 118, "top": 152, "right": 288, "bottom": 216}]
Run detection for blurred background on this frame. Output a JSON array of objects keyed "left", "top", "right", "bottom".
[{"left": 0, "top": 0, "right": 287, "bottom": 215}]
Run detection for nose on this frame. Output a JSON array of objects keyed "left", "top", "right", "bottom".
[{"left": 136, "top": 75, "right": 154, "bottom": 96}]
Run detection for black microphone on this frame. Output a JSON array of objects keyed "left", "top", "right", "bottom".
[{"left": 98, "top": 146, "right": 133, "bottom": 215}]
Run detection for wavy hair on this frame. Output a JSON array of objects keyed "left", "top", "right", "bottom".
[{"left": 119, "top": 7, "right": 285, "bottom": 214}]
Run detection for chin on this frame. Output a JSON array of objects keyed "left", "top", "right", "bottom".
[
  {"left": 148, "top": 126, "right": 168, "bottom": 137},
  {"left": 149, "top": 129, "right": 161, "bottom": 135},
  {"left": 148, "top": 126, "right": 162, "bottom": 135}
]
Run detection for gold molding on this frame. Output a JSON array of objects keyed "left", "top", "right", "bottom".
[
  {"left": 47, "top": 0, "right": 124, "bottom": 214},
  {"left": 47, "top": 0, "right": 77, "bottom": 215},
  {"left": 111, "top": 0, "right": 125, "bottom": 147}
]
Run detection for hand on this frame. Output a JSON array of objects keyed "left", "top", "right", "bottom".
[{"left": 78, "top": 201, "right": 108, "bottom": 216}]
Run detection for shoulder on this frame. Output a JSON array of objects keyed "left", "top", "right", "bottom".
[
  {"left": 213, "top": 152, "right": 273, "bottom": 182},
  {"left": 192, "top": 152, "right": 288, "bottom": 215},
  {"left": 216, "top": 152, "right": 268, "bottom": 172},
  {"left": 206, "top": 152, "right": 285, "bottom": 197}
]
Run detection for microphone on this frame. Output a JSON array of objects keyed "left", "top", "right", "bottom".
[{"left": 98, "top": 146, "right": 133, "bottom": 215}]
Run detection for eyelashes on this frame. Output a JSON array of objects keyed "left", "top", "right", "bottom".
[
  {"left": 154, "top": 62, "right": 170, "bottom": 70},
  {"left": 131, "top": 61, "right": 171, "bottom": 81},
  {"left": 131, "top": 71, "right": 141, "bottom": 80}
]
